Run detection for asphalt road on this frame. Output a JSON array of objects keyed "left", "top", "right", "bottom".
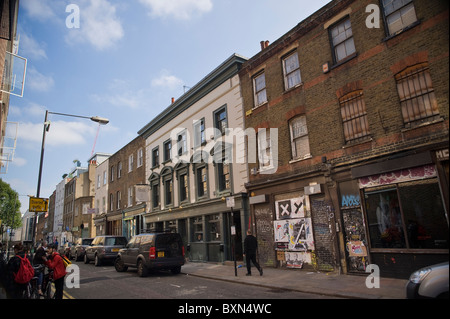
[{"left": 65, "top": 260, "right": 339, "bottom": 300}]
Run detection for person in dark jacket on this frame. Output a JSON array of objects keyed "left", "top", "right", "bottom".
[
  {"left": 33, "top": 240, "right": 47, "bottom": 295},
  {"left": 243, "top": 229, "right": 263, "bottom": 276},
  {"left": 6, "top": 243, "right": 33, "bottom": 299}
]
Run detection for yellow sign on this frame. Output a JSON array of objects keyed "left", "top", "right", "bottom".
[{"left": 29, "top": 197, "right": 49, "bottom": 212}]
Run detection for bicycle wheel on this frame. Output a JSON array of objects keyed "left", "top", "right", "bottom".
[{"left": 45, "top": 280, "right": 55, "bottom": 299}]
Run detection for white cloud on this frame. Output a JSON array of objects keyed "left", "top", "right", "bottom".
[
  {"left": 65, "top": 0, "right": 124, "bottom": 51},
  {"left": 17, "top": 120, "right": 96, "bottom": 147},
  {"left": 151, "top": 70, "right": 183, "bottom": 89},
  {"left": 19, "top": 32, "right": 48, "bottom": 60},
  {"left": 21, "top": 0, "right": 58, "bottom": 22},
  {"left": 138, "top": 0, "right": 213, "bottom": 20},
  {"left": 11, "top": 157, "right": 27, "bottom": 167},
  {"left": 92, "top": 79, "right": 148, "bottom": 109},
  {"left": 27, "top": 67, "right": 55, "bottom": 92}
]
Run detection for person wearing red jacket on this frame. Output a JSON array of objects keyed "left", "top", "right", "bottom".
[{"left": 43, "top": 244, "right": 66, "bottom": 299}]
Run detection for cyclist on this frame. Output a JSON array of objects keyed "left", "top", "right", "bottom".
[
  {"left": 6, "top": 243, "right": 33, "bottom": 299},
  {"left": 33, "top": 240, "right": 48, "bottom": 295},
  {"left": 43, "top": 244, "right": 66, "bottom": 299}
]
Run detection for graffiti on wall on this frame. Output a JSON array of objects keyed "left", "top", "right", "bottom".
[{"left": 255, "top": 207, "right": 275, "bottom": 267}]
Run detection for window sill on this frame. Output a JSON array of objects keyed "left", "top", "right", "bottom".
[
  {"left": 382, "top": 20, "right": 421, "bottom": 42},
  {"left": 283, "top": 82, "right": 303, "bottom": 94},
  {"left": 342, "top": 136, "right": 373, "bottom": 149},
  {"left": 401, "top": 117, "right": 444, "bottom": 133},
  {"left": 252, "top": 101, "right": 268, "bottom": 111},
  {"left": 289, "top": 154, "right": 312, "bottom": 164},
  {"left": 330, "top": 52, "right": 358, "bottom": 71}
]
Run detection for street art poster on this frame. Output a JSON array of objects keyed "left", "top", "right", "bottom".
[
  {"left": 285, "top": 251, "right": 311, "bottom": 268},
  {"left": 288, "top": 218, "right": 314, "bottom": 251},
  {"left": 275, "top": 196, "right": 305, "bottom": 220},
  {"left": 274, "top": 220, "right": 290, "bottom": 242},
  {"left": 347, "top": 241, "right": 367, "bottom": 257}
]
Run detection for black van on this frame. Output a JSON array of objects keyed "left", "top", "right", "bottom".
[{"left": 114, "top": 232, "right": 185, "bottom": 277}]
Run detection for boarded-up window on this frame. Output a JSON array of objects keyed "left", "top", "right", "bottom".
[
  {"left": 395, "top": 63, "right": 439, "bottom": 127},
  {"left": 339, "top": 90, "right": 370, "bottom": 143}
]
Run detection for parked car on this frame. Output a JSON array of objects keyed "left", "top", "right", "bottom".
[
  {"left": 70, "top": 238, "right": 93, "bottom": 261},
  {"left": 114, "top": 232, "right": 185, "bottom": 277},
  {"left": 406, "top": 261, "right": 449, "bottom": 299},
  {"left": 58, "top": 242, "right": 71, "bottom": 258},
  {"left": 84, "top": 235, "right": 127, "bottom": 267}
]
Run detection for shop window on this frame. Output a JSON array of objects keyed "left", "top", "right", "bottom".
[
  {"left": 399, "top": 180, "right": 448, "bottom": 249},
  {"left": 192, "top": 217, "right": 203, "bottom": 242},
  {"left": 208, "top": 214, "right": 221, "bottom": 241},
  {"left": 364, "top": 179, "right": 448, "bottom": 250},
  {"left": 381, "top": 0, "right": 418, "bottom": 36},
  {"left": 339, "top": 90, "right": 370, "bottom": 143},
  {"left": 395, "top": 63, "right": 439, "bottom": 128}
]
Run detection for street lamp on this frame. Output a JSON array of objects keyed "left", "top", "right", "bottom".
[{"left": 32, "top": 110, "right": 109, "bottom": 250}]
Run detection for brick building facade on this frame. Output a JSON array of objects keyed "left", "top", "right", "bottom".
[
  {"left": 239, "top": 0, "right": 448, "bottom": 278},
  {"left": 106, "top": 136, "right": 146, "bottom": 238}
]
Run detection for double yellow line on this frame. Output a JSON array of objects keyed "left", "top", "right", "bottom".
[{"left": 50, "top": 284, "right": 75, "bottom": 299}]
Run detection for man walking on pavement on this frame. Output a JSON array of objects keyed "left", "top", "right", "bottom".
[{"left": 243, "top": 229, "right": 263, "bottom": 276}]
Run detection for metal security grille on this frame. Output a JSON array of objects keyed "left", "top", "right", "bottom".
[
  {"left": 395, "top": 63, "right": 439, "bottom": 127},
  {"left": 339, "top": 90, "right": 370, "bottom": 143}
]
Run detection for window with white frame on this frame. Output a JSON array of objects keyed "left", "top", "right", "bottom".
[
  {"left": 253, "top": 72, "right": 267, "bottom": 107},
  {"left": 330, "top": 17, "right": 356, "bottom": 63},
  {"left": 282, "top": 52, "right": 301, "bottom": 90},
  {"left": 137, "top": 148, "right": 143, "bottom": 167},
  {"left": 128, "top": 154, "right": 134, "bottom": 172},
  {"left": 257, "top": 129, "right": 273, "bottom": 169},
  {"left": 118, "top": 162, "right": 122, "bottom": 179},
  {"left": 382, "top": 0, "right": 418, "bottom": 36},
  {"left": 128, "top": 186, "right": 133, "bottom": 207},
  {"left": 289, "top": 116, "right": 311, "bottom": 160}
]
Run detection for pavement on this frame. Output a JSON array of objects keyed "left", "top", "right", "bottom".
[
  {"left": 0, "top": 261, "right": 408, "bottom": 299},
  {"left": 180, "top": 261, "right": 408, "bottom": 299}
]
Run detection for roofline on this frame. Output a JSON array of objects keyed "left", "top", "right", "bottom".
[{"left": 138, "top": 53, "right": 248, "bottom": 139}]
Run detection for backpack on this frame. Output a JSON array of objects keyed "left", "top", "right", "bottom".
[
  {"left": 14, "top": 254, "right": 35, "bottom": 284},
  {"left": 60, "top": 254, "right": 72, "bottom": 268}
]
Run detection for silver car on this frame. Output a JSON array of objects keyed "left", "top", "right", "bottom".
[{"left": 406, "top": 261, "right": 449, "bottom": 299}]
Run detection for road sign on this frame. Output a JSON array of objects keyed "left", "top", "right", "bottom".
[{"left": 29, "top": 197, "right": 49, "bottom": 212}]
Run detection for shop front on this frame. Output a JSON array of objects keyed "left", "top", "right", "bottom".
[
  {"left": 122, "top": 203, "right": 146, "bottom": 240},
  {"left": 352, "top": 151, "right": 449, "bottom": 279},
  {"left": 143, "top": 193, "right": 249, "bottom": 263}
]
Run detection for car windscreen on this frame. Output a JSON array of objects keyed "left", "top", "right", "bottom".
[
  {"left": 82, "top": 239, "right": 93, "bottom": 245},
  {"left": 105, "top": 237, "right": 127, "bottom": 246}
]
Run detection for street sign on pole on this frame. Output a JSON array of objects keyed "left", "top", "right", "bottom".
[{"left": 29, "top": 197, "right": 49, "bottom": 212}]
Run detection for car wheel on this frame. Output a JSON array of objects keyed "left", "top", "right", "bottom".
[
  {"left": 94, "top": 254, "right": 102, "bottom": 267},
  {"left": 137, "top": 260, "right": 148, "bottom": 277},
  {"left": 171, "top": 266, "right": 181, "bottom": 274},
  {"left": 114, "top": 257, "right": 128, "bottom": 272},
  {"left": 84, "top": 253, "right": 90, "bottom": 264}
]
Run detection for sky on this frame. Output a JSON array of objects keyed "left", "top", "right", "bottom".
[{"left": 3, "top": 0, "right": 331, "bottom": 215}]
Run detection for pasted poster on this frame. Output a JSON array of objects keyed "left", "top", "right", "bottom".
[
  {"left": 274, "top": 220, "right": 290, "bottom": 242},
  {"left": 275, "top": 196, "right": 305, "bottom": 220},
  {"left": 288, "top": 218, "right": 314, "bottom": 251},
  {"left": 285, "top": 251, "right": 312, "bottom": 269}
]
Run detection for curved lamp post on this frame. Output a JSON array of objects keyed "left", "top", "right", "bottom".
[{"left": 32, "top": 110, "right": 109, "bottom": 249}]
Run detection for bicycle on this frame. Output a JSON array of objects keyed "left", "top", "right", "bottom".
[
  {"left": 41, "top": 267, "right": 55, "bottom": 299},
  {"left": 20, "top": 264, "right": 45, "bottom": 299}
]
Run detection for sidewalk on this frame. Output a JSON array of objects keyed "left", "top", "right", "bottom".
[{"left": 181, "top": 261, "right": 408, "bottom": 299}]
